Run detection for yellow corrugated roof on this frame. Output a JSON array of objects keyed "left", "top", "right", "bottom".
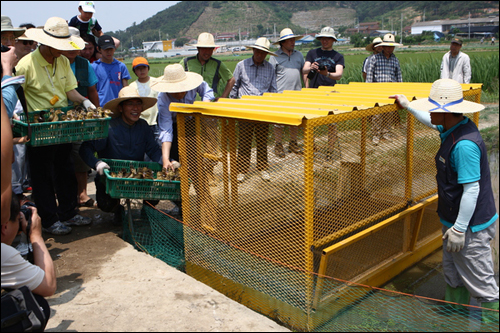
[{"left": 169, "top": 82, "right": 483, "bottom": 126}]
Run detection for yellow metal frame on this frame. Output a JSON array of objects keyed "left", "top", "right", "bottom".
[{"left": 173, "top": 82, "right": 483, "bottom": 331}]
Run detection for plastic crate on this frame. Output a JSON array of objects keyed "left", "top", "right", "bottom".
[
  {"left": 12, "top": 106, "right": 110, "bottom": 147},
  {"left": 102, "top": 159, "right": 181, "bottom": 201}
]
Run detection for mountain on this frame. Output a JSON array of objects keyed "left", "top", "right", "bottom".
[{"left": 107, "top": 1, "right": 498, "bottom": 50}]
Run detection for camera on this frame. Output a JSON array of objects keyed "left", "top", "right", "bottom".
[
  {"left": 20, "top": 201, "right": 36, "bottom": 236},
  {"left": 307, "top": 60, "right": 330, "bottom": 80},
  {"left": 1, "top": 44, "right": 10, "bottom": 52}
]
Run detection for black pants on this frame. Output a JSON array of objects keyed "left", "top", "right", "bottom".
[{"left": 27, "top": 144, "right": 78, "bottom": 229}]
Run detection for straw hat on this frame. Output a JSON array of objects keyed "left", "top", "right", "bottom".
[
  {"left": 103, "top": 86, "right": 158, "bottom": 118},
  {"left": 315, "top": 26, "right": 337, "bottom": 41},
  {"left": 25, "top": 17, "right": 84, "bottom": 51},
  {"left": 151, "top": 64, "right": 204, "bottom": 93},
  {"left": 408, "top": 79, "right": 484, "bottom": 114},
  {"left": 272, "top": 28, "right": 303, "bottom": 45},
  {"left": 246, "top": 37, "right": 277, "bottom": 56},
  {"left": 378, "top": 33, "right": 401, "bottom": 47},
  {"left": 1, "top": 16, "right": 26, "bottom": 38},
  {"left": 366, "top": 37, "right": 383, "bottom": 52},
  {"left": 188, "top": 32, "right": 224, "bottom": 48}
]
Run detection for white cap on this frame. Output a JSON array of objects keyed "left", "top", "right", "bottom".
[{"left": 79, "top": 1, "right": 96, "bottom": 13}]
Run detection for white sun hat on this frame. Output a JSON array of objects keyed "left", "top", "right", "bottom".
[
  {"left": 272, "top": 28, "right": 303, "bottom": 45},
  {"left": 378, "top": 33, "right": 401, "bottom": 47},
  {"left": 408, "top": 79, "right": 485, "bottom": 113},
  {"left": 246, "top": 37, "right": 278, "bottom": 56},
  {"left": 151, "top": 64, "right": 204, "bottom": 93},
  {"left": 188, "top": 32, "right": 225, "bottom": 48},
  {"left": 315, "top": 26, "right": 337, "bottom": 41},
  {"left": 366, "top": 37, "right": 383, "bottom": 52},
  {"left": 103, "top": 86, "right": 158, "bottom": 118},
  {"left": 25, "top": 17, "right": 84, "bottom": 51}
]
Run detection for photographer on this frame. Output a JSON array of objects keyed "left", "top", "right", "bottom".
[
  {"left": 303, "top": 27, "right": 345, "bottom": 162},
  {"left": 303, "top": 26, "right": 344, "bottom": 89},
  {"left": 2, "top": 194, "right": 56, "bottom": 304}
]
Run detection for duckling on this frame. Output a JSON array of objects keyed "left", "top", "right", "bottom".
[
  {"left": 117, "top": 168, "right": 128, "bottom": 178},
  {"left": 110, "top": 171, "right": 118, "bottom": 177},
  {"left": 51, "top": 110, "right": 63, "bottom": 122},
  {"left": 156, "top": 168, "right": 167, "bottom": 180},
  {"left": 76, "top": 111, "right": 87, "bottom": 121},
  {"left": 86, "top": 110, "right": 95, "bottom": 119},
  {"left": 36, "top": 111, "right": 46, "bottom": 123},
  {"left": 75, "top": 105, "right": 86, "bottom": 113},
  {"left": 102, "top": 108, "right": 113, "bottom": 118},
  {"left": 47, "top": 108, "right": 56, "bottom": 121},
  {"left": 141, "top": 167, "right": 154, "bottom": 180}
]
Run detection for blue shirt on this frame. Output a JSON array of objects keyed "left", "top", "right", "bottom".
[
  {"left": 79, "top": 117, "right": 162, "bottom": 169},
  {"left": 92, "top": 59, "right": 131, "bottom": 106},
  {"left": 1, "top": 75, "right": 24, "bottom": 118},
  {"left": 157, "top": 81, "right": 214, "bottom": 143}
]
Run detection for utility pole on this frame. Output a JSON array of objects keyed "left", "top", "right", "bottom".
[
  {"left": 159, "top": 29, "right": 161, "bottom": 41},
  {"left": 400, "top": 12, "right": 403, "bottom": 44}
]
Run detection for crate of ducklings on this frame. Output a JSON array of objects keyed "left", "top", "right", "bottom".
[
  {"left": 12, "top": 105, "right": 112, "bottom": 147},
  {"left": 101, "top": 159, "right": 181, "bottom": 201}
]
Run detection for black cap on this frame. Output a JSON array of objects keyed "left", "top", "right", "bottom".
[{"left": 98, "top": 35, "right": 115, "bottom": 50}]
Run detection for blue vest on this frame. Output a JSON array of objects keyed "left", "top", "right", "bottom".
[{"left": 435, "top": 119, "right": 496, "bottom": 227}]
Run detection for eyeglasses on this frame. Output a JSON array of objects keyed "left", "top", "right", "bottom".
[
  {"left": 19, "top": 40, "right": 34, "bottom": 46},
  {"left": 122, "top": 101, "right": 143, "bottom": 107}
]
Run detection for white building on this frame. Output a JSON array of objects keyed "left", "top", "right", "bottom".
[{"left": 411, "top": 17, "right": 499, "bottom": 35}]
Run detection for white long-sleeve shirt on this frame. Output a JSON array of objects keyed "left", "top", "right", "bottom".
[{"left": 440, "top": 51, "right": 471, "bottom": 84}]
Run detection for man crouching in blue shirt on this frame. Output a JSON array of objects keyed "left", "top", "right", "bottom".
[{"left": 80, "top": 86, "right": 161, "bottom": 224}]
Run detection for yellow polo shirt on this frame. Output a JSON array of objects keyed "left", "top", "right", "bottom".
[{"left": 15, "top": 48, "right": 77, "bottom": 111}]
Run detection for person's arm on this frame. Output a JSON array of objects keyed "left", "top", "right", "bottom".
[
  {"left": 389, "top": 94, "right": 437, "bottom": 130},
  {"left": 302, "top": 61, "right": 312, "bottom": 88},
  {"left": 220, "top": 77, "right": 235, "bottom": 99},
  {"left": 1, "top": 46, "right": 17, "bottom": 77},
  {"left": 157, "top": 94, "right": 175, "bottom": 169},
  {"left": 66, "top": 89, "right": 96, "bottom": 109},
  {"left": 24, "top": 207, "right": 56, "bottom": 297},
  {"left": 324, "top": 64, "right": 343, "bottom": 81},
  {"left": 122, "top": 79, "right": 128, "bottom": 87},
  {"left": 1, "top": 95, "right": 13, "bottom": 225},
  {"left": 198, "top": 81, "right": 214, "bottom": 101}
]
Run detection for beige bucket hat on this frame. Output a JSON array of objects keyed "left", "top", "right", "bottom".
[
  {"left": 103, "top": 86, "right": 158, "bottom": 118},
  {"left": 408, "top": 79, "right": 484, "bottom": 114},
  {"left": 378, "top": 33, "right": 401, "bottom": 47},
  {"left": 188, "top": 32, "right": 225, "bottom": 48},
  {"left": 151, "top": 64, "right": 204, "bottom": 93},
  {"left": 1, "top": 16, "right": 26, "bottom": 38},
  {"left": 272, "top": 28, "right": 303, "bottom": 45},
  {"left": 366, "top": 37, "right": 383, "bottom": 52},
  {"left": 246, "top": 37, "right": 277, "bottom": 56},
  {"left": 25, "top": 17, "right": 84, "bottom": 51},
  {"left": 315, "top": 26, "right": 337, "bottom": 41}
]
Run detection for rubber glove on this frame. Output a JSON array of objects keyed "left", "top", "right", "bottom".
[
  {"left": 442, "top": 227, "right": 465, "bottom": 252},
  {"left": 82, "top": 99, "right": 96, "bottom": 111},
  {"left": 96, "top": 160, "right": 110, "bottom": 176},
  {"left": 389, "top": 94, "right": 410, "bottom": 109}
]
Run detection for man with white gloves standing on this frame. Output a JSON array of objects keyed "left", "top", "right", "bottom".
[{"left": 390, "top": 79, "right": 498, "bottom": 324}]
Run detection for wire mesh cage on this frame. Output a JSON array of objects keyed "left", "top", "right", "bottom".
[{"left": 165, "top": 82, "right": 488, "bottom": 331}]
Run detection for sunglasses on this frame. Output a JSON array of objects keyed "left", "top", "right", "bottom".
[{"left": 19, "top": 40, "right": 34, "bottom": 46}]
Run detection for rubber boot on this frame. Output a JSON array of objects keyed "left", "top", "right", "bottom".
[
  {"left": 443, "top": 284, "right": 470, "bottom": 316},
  {"left": 481, "top": 301, "right": 499, "bottom": 327}
]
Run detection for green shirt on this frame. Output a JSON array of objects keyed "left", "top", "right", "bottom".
[{"left": 180, "top": 55, "right": 233, "bottom": 98}]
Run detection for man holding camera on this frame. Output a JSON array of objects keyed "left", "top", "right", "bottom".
[
  {"left": 303, "top": 26, "right": 344, "bottom": 89},
  {"left": 303, "top": 27, "right": 345, "bottom": 162}
]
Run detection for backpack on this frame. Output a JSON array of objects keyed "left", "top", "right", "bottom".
[{"left": 1, "top": 286, "right": 47, "bottom": 332}]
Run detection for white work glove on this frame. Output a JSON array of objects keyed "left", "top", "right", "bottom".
[
  {"left": 442, "top": 227, "right": 466, "bottom": 252},
  {"left": 96, "top": 160, "right": 110, "bottom": 176},
  {"left": 389, "top": 94, "right": 410, "bottom": 109},
  {"left": 82, "top": 99, "right": 96, "bottom": 111}
]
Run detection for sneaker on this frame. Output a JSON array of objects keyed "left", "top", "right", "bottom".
[
  {"left": 274, "top": 143, "right": 285, "bottom": 158},
  {"left": 43, "top": 221, "right": 72, "bottom": 235},
  {"left": 261, "top": 171, "right": 271, "bottom": 181},
  {"left": 237, "top": 173, "right": 246, "bottom": 183},
  {"left": 372, "top": 136, "right": 380, "bottom": 145},
  {"left": 288, "top": 140, "right": 303, "bottom": 155},
  {"left": 63, "top": 214, "right": 92, "bottom": 226}
]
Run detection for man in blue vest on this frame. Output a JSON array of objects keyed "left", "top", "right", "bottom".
[
  {"left": 390, "top": 79, "right": 499, "bottom": 323},
  {"left": 181, "top": 32, "right": 235, "bottom": 185}
]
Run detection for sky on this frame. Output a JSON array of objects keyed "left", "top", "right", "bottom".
[{"left": 1, "top": 1, "right": 180, "bottom": 33}]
